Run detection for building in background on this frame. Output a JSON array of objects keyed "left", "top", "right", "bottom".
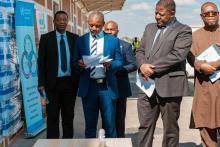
[
  {"left": 34, "top": 0, "right": 126, "bottom": 46},
  {"left": 34, "top": 0, "right": 88, "bottom": 47}
]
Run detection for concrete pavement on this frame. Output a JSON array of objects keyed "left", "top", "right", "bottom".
[
  {"left": 8, "top": 73, "right": 220, "bottom": 147},
  {"left": 10, "top": 96, "right": 220, "bottom": 147}
]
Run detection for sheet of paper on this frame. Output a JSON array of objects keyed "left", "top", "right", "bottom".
[
  {"left": 82, "top": 54, "right": 112, "bottom": 68},
  {"left": 136, "top": 71, "right": 155, "bottom": 97},
  {"left": 82, "top": 54, "right": 102, "bottom": 68},
  {"left": 99, "top": 55, "right": 113, "bottom": 63},
  {"left": 196, "top": 44, "right": 220, "bottom": 82}
]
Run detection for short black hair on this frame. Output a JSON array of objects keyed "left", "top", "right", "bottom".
[
  {"left": 156, "top": 0, "right": 176, "bottom": 12},
  {"left": 54, "top": 11, "right": 68, "bottom": 20}
]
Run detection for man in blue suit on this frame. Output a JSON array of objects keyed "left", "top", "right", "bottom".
[
  {"left": 104, "top": 20, "right": 137, "bottom": 137},
  {"left": 74, "top": 11, "right": 122, "bottom": 138}
]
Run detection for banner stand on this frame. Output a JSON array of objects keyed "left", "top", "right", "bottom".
[
  {"left": 24, "top": 123, "right": 46, "bottom": 138},
  {"left": 15, "top": 0, "right": 46, "bottom": 137}
]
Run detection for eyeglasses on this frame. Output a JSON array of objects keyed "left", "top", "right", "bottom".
[{"left": 201, "top": 11, "right": 219, "bottom": 17}]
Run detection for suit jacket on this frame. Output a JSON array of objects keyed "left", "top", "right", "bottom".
[
  {"left": 38, "top": 30, "right": 79, "bottom": 90},
  {"left": 74, "top": 32, "right": 123, "bottom": 100},
  {"left": 116, "top": 40, "right": 137, "bottom": 98},
  {"left": 136, "top": 19, "right": 192, "bottom": 98}
]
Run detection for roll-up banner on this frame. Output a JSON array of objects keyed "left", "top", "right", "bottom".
[{"left": 15, "top": 0, "right": 45, "bottom": 137}]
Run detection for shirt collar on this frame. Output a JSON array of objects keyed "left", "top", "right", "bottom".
[
  {"left": 158, "top": 17, "right": 176, "bottom": 29},
  {"left": 56, "top": 31, "right": 66, "bottom": 37},
  {"left": 90, "top": 31, "right": 104, "bottom": 39}
]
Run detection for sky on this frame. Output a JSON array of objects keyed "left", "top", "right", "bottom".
[{"left": 105, "top": 0, "right": 220, "bottom": 39}]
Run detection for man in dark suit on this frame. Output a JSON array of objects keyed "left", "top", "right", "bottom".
[
  {"left": 104, "top": 20, "right": 137, "bottom": 137},
  {"left": 136, "top": 0, "right": 192, "bottom": 146},
  {"left": 74, "top": 11, "right": 122, "bottom": 138},
  {"left": 38, "top": 11, "right": 79, "bottom": 138}
]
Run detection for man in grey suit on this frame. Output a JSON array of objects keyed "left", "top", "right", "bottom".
[
  {"left": 104, "top": 20, "right": 137, "bottom": 137},
  {"left": 136, "top": 0, "right": 192, "bottom": 146}
]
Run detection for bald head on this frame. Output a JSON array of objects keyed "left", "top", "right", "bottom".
[
  {"left": 200, "top": 2, "right": 219, "bottom": 28},
  {"left": 104, "top": 20, "right": 119, "bottom": 37},
  {"left": 201, "top": 2, "right": 218, "bottom": 12}
]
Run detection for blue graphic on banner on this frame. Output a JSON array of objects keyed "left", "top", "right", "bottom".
[{"left": 15, "top": 0, "right": 45, "bottom": 136}]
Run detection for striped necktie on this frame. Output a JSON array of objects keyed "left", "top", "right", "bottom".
[{"left": 90, "top": 37, "right": 97, "bottom": 77}]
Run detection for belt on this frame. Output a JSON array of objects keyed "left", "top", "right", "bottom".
[{"left": 91, "top": 78, "right": 106, "bottom": 84}]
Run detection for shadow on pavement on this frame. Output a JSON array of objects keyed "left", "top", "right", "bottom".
[
  {"left": 179, "top": 142, "right": 202, "bottom": 147},
  {"left": 126, "top": 132, "right": 138, "bottom": 147}
]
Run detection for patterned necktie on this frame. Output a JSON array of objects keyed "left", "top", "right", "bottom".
[
  {"left": 151, "top": 28, "right": 164, "bottom": 51},
  {"left": 60, "top": 34, "right": 67, "bottom": 72},
  {"left": 90, "top": 36, "right": 97, "bottom": 77}
]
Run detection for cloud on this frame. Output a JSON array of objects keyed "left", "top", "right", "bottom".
[
  {"left": 130, "top": 2, "right": 151, "bottom": 10},
  {"left": 175, "top": 0, "right": 197, "bottom": 6}
]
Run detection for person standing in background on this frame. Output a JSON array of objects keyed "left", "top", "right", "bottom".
[
  {"left": 104, "top": 20, "right": 137, "bottom": 137},
  {"left": 38, "top": 11, "right": 79, "bottom": 138},
  {"left": 188, "top": 2, "right": 220, "bottom": 147},
  {"left": 132, "top": 37, "right": 139, "bottom": 54}
]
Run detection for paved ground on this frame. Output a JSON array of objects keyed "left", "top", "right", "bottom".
[{"left": 8, "top": 74, "right": 220, "bottom": 147}]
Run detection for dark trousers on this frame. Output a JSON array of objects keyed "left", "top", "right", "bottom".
[
  {"left": 46, "top": 76, "right": 77, "bottom": 138},
  {"left": 138, "top": 91, "right": 182, "bottom": 147},
  {"left": 116, "top": 98, "right": 127, "bottom": 137}
]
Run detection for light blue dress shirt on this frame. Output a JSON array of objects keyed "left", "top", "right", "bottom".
[{"left": 56, "top": 31, "right": 71, "bottom": 77}]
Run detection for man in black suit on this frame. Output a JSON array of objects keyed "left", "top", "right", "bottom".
[
  {"left": 38, "top": 11, "right": 79, "bottom": 138},
  {"left": 104, "top": 20, "right": 137, "bottom": 137}
]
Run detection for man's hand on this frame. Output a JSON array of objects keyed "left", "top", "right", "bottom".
[
  {"left": 139, "top": 64, "right": 155, "bottom": 79},
  {"left": 103, "top": 62, "right": 111, "bottom": 70},
  {"left": 38, "top": 86, "right": 45, "bottom": 95},
  {"left": 78, "top": 59, "right": 86, "bottom": 69},
  {"left": 200, "top": 62, "right": 216, "bottom": 75}
]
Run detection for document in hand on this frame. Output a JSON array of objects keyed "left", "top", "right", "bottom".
[
  {"left": 136, "top": 71, "right": 155, "bottom": 97},
  {"left": 196, "top": 44, "right": 220, "bottom": 82},
  {"left": 82, "top": 54, "right": 112, "bottom": 68}
]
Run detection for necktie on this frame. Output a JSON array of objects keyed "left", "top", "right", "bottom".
[
  {"left": 60, "top": 34, "right": 67, "bottom": 72},
  {"left": 90, "top": 37, "right": 97, "bottom": 76},
  {"left": 151, "top": 28, "right": 164, "bottom": 51}
]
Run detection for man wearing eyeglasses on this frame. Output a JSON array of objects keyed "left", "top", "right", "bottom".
[
  {"left": 136, "top": 0, "right": 192, "bottom": 146},
  {"left": 187, "top": 2, "right": 220, "bottom": 147}
]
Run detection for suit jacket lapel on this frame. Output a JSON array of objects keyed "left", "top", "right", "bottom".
[
  {"left": 51, "top": 31, "right": 58, "bottom": 61},
  {"left": 50, "top": 31, "right": 59, "bottom": 73},
  {"left": 66, "top": 32, "right": 73, "bottom": 58},
  {"left": 151, "top": 20, "right": 177, "bottom": 57},
  {"left": 83, "top": 33, "right": 90, "bottom": 55},
  {"left": 103, "top": 33, "right": 108, "bottom": 57},
  {"left": 147, "top": 26, "right": 158, "bottom": 58}
]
